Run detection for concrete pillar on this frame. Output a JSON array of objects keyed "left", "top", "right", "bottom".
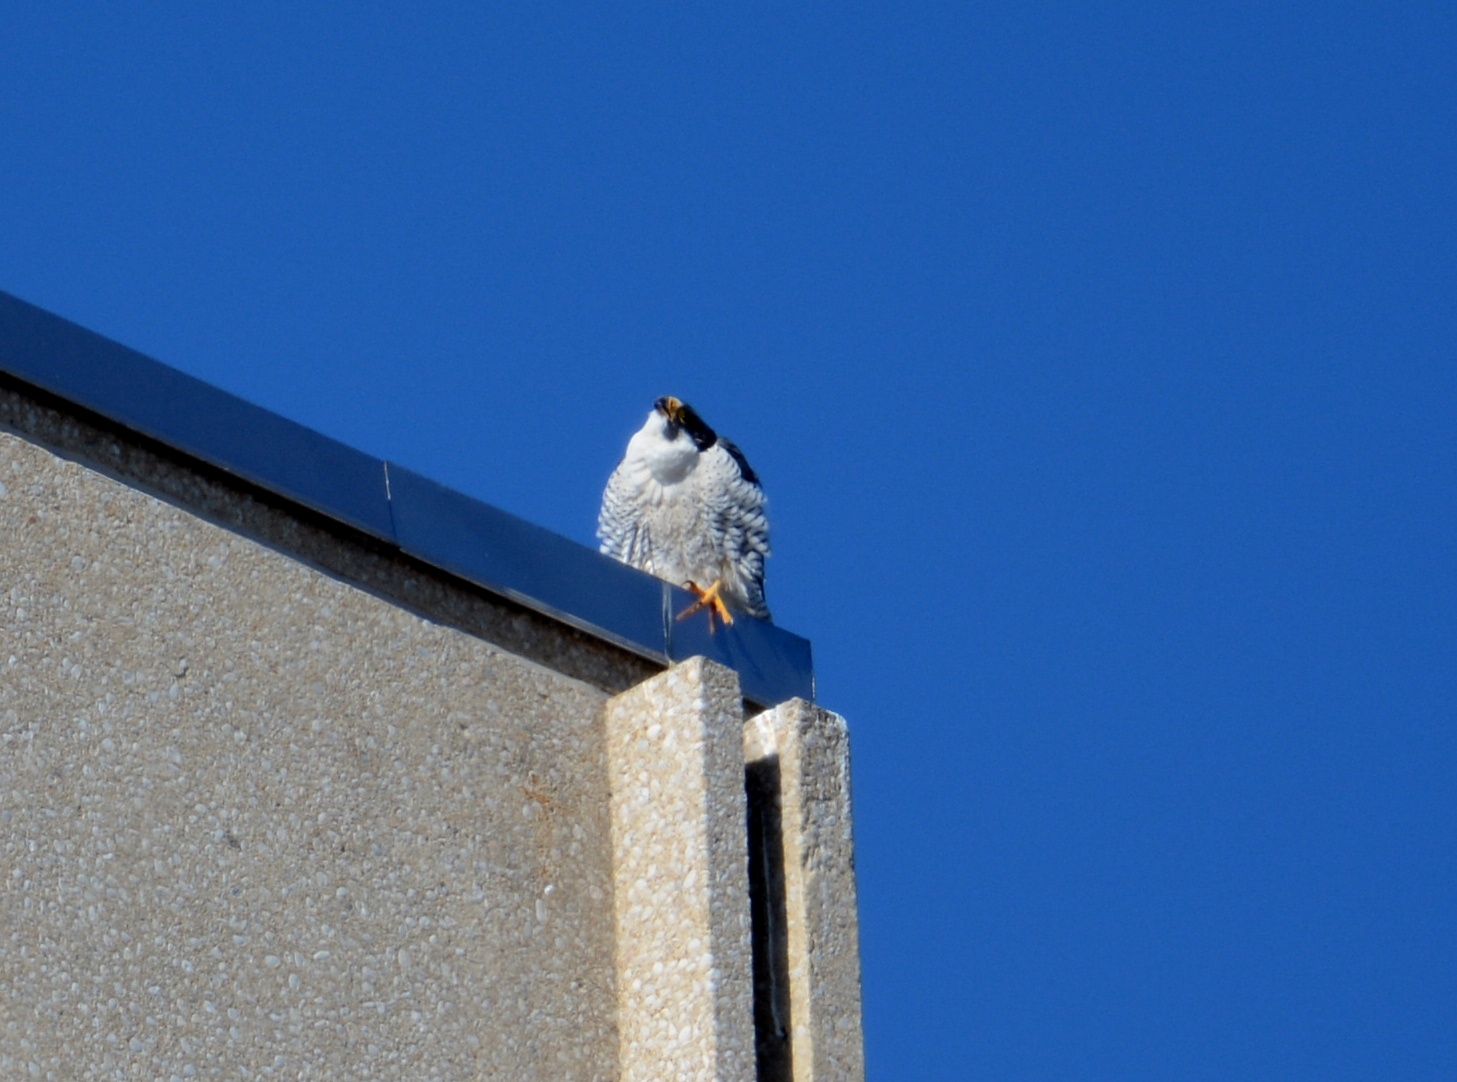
[
  {"left": 604, "top": 657, "right": 755, "bottom": 1082},
  {"left": 744, "top": 700, "right": 866, "bottom": 1082}
]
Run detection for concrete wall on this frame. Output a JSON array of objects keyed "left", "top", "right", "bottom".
[
  {"left": 0, "top": 393, "right": 864, "bottom": 1081},
  {"left": 0, "top": 429, "right": 619, "bottom": 1079}
]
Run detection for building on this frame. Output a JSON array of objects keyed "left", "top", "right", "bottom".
[{"left": 0, "top": 291, "right": 864, "bottom": 1081}]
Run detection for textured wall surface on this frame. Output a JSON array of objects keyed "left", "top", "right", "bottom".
[
  {"left": 604, "top": 658, "right": 755, "bottom": 1082},
  {"left": 745, "top": 701, "right": 866, "bottom": 1082},
  {"left": 0, "top": 430, "right": 620, "bottom": 1080}
]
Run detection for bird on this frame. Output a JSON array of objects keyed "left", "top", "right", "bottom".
[{"left": 598, "top": 396, "right": 770, "bottom": 627}]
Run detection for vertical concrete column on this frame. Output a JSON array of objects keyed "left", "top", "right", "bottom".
[
  {"left": 604, "top": 657, "right": 755, "bottom": 1082},
  {"left": 744, "top": 700, "right": 866, "bottom": 1082}
]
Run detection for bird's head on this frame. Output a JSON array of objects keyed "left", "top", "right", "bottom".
[{"left": 653, "top": 396, "right": 717, "bottom": 451}]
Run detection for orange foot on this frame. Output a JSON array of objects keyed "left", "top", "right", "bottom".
[{"left": 676, "top": 579, "right": 734, "bottom": 630}]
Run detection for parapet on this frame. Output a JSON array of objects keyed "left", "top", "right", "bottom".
[
  {"left": 0, "top": 289, "right": 811, "bottom": 709},
  {"left": 0, "top": 293, "right": 863, "bottom": 1080}
]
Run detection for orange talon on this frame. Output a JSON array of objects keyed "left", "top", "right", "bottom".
[{"left": 676, "top": 579, "right": 735, "bottom": 631}]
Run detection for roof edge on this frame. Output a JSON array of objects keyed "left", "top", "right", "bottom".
[{"left": 0, "top": 290, "right": 813, "bottom": 705}]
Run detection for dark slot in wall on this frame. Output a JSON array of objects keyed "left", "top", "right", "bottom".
[{"left": 746, "top": 754, "right": 793, "bottom": 1082}]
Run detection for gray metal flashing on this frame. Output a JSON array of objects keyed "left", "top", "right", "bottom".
[
  {"left": 385, "top": 461, "right": 668, "bottom": 659},
  {"left": 0, "top": 289, "right": 813, "bottom": 705}
]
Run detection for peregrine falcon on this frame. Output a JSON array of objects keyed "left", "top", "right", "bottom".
[{"left": 598, "top": 396, "right": 770, "bottom": 627}]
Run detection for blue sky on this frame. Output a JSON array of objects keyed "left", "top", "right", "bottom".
[{"left": 4, "top": 4, "right": 1455, "bottom": 1077}]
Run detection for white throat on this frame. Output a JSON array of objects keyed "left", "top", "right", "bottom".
[{"left": 625, "top": 410, "right": 698, "bottom": 485}]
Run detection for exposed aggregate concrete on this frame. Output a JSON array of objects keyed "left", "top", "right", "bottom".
[{"left": 0, "top": 430, "right": 618, "bottom": 1080}]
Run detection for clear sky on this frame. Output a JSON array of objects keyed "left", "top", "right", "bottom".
[{"left": 3, "top": 4, "right": 1454, "bottom": 1078}]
